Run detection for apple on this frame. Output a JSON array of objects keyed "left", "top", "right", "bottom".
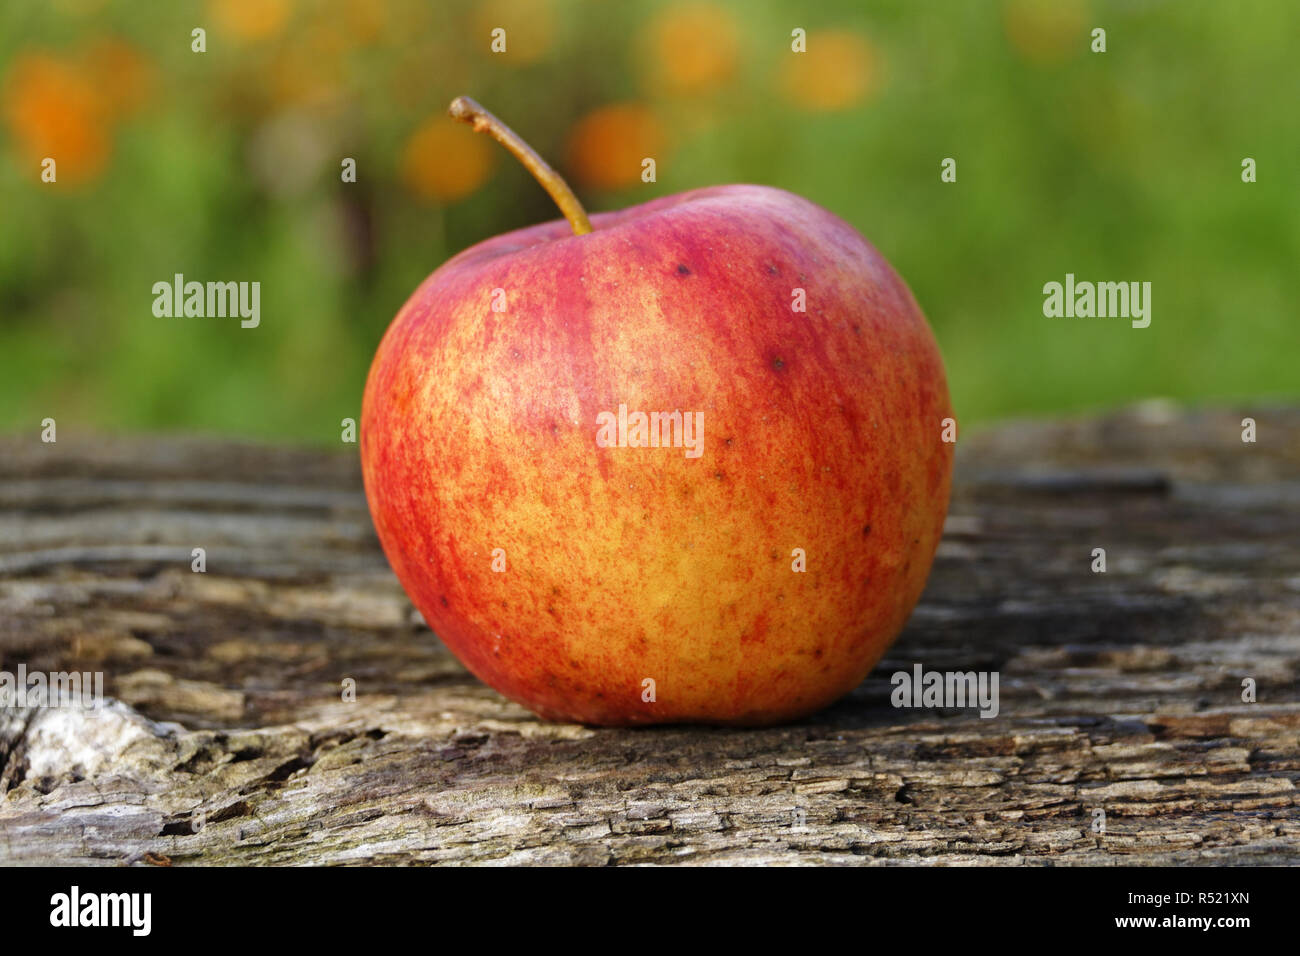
[{"left": 361, "top": 97, "right": 953, "bottom": 725}]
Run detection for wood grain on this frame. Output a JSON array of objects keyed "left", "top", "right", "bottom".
[{"left": 1, "top": 403, "right": 1297, "bottom": 865}]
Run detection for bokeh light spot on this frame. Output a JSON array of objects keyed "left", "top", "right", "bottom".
[
  {"left": 401, "top": 115, "right": 495, "bottom": 202},
  {"left": 2, "top": 52, "right": 111, "bottom": 184},
  {"left": 84, "top": 38, "right": 153, "bottom": 119},
  {"left": 474, "top": 0, "right": 556, "bottom": 65},
  {"left": 210, "top": 0, "right": 294, "bottom": 41},
  {"left": 642, "top": 2, "right": 740, "bottom": 96},
  {"left": 1003, "top": 0, "right": 1089, "bottom": 65},
  {"left": 778, "top": 30, "right": 879, "bottom": 112},
  {"left": 564, "top": 103, "right": 666, "bottom": 191}
]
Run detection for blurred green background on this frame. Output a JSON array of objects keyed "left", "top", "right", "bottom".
[{"left": 1, "top": 0, "right": 1296, "bottom": 444}]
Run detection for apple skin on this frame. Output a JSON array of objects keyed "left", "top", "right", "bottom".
[{"left": 361, "top": 184, "right": 952, "bottom": 726}]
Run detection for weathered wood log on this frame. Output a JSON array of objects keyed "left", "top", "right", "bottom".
[{"left": 1, "top": 403, "right": 1297, "bottom": 865}]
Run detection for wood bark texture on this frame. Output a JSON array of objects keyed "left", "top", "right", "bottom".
[{"left": 1, "top": 403, "right": 1297, "bottom": 865}]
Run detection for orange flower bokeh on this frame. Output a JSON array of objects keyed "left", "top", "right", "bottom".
[
  {"left": 209, "top": 0, "right": 295, "bottom": 41},
  {"left": 564, "top": 103, "right": 665, "bottom": 192},
  {"left": 473, "top": 0, "right": 556, "bottom": 66},
  {"left": 3, "top": 53, "right": 110, "bottom": 184},
  {"left": 2, "top": 38, "right": 154, "bottom": 185},
  {"left": 400, "top": 115, "right": 495, "bottom": 202},
  {"left": 778, "top": 30, "right": 880, "bottom": 112},
  {"left": 84, "top": 38, "right": 153, "bottom": 119},
  {"left": 641, "top": 2, "right": 740, "bottom": 97}
]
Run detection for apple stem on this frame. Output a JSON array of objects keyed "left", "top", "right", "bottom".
[{"left": 448, "top": 96, "right": 593, "bottom": 237}]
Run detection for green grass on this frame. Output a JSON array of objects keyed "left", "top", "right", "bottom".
[{"left": 1, "top": 0, "right": 1296, "bottom": 443}]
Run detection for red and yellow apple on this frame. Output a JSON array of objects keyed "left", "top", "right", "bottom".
[{"left": 361, "top": 98, "right": 952, "bottom": 725}]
